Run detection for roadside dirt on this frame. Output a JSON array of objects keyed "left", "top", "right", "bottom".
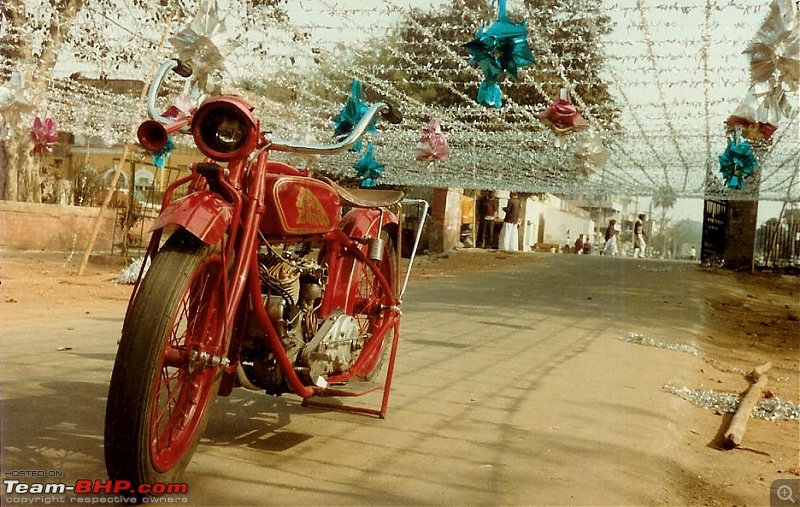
[{"left": 1, "top": 248, "right": 798, "bottom": 505}]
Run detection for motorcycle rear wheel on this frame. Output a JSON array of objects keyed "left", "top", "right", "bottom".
[
  {"left": 105, "top": 233, "right": 226, "bottom": 486},
  {"left": 349, "top": 230, "right": 396, "bottom": 381}
]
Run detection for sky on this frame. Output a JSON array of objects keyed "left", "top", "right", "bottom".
[{"left": 640, "top": 197, "right": 789, "bottom": 226}]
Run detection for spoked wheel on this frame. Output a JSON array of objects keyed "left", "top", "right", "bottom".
[
  {"left": 348, "top": 230, "right": 397, "bottom": 381},
  {"left": 105, "top": 233, "right": 226, "bottom": 486}
]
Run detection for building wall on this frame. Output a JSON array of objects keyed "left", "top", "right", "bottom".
[
  {"left": 428, "top": 188, "right": 463, "bottom": 253},
  {"left": 542, "top": 207, "right": 595, "bottom": 249},
  {"left": 0, "top": 201, "right": 117, "bottom": 252}
]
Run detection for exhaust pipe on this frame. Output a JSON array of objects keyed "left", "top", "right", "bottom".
[{"left": 136, "top": 117, "right": 191, "bottom": 151}]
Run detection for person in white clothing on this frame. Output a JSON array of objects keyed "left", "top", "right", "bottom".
[
  {"left": 602, "top": 218, "right": 618, "bottom": 256},
  {"left": 498, "top": 192, "right": 521, "bottom": 252},
  {"left": 633, "top": 213, "right": 647, "bottom": 258}
]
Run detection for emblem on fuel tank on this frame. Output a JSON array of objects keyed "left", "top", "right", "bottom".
[{"left": 296, "top": 187, "right": 331, "bottom": 226}]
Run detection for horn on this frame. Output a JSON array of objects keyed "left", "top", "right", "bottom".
[{"left": 137, "top": 118, "right": 190, "bottom": 152}]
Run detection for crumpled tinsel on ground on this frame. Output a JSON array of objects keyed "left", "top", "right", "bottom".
[
  {"left": 662, "top": 383, "right": 800, "bottom": 421},
  {"left": 115, "top": 257, "right": 150, "bottom": 285},
  {"left": 619, "top": 332, "right": 699, "bottom": 356},
  {"left": 637, "top": 265, "right": 674, "bottom": 272}
]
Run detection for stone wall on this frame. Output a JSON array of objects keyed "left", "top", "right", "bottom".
[{"left": 0, "top": 201, "right": 118, "bottom": 253}]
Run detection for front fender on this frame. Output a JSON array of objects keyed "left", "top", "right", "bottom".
[{"left": 152, "top": 191, "right": 233, "bottom": 245}]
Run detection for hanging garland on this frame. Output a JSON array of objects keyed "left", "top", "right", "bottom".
[
  {"left": 332, "top": 80, "right": 377, "bottom": 153},
  {"left": 31, "top": 116, "right": 58, "bottom": 154},
  {"left": 415, "top": 118, "right": 449, "bottom": 164},
  {"left": 462, "top": 0, "right": 535, "bottom": 108},
  {"left": 353, "top": 142, "right": 384, "bottom": 188},
  {"left": 537, "top": 90, "right": 590, "bottom": 136},
  {"left": 718, "top": 131, "right": 758, "bottom": 190},
  {"left": 725, "top": 92, "right": 778, "bottom": 143}
]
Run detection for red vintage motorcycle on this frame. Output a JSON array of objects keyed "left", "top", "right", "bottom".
[{"left": 104, "top": 59, "right": 427, "bottom": 486}]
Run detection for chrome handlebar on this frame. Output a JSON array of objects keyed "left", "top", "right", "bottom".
[
  {"left": 146, "top": 59, "right": 402, "bottom": 157},
  {"left": 146, "top": 60, "right": 191, "bottom": 124},
  {"left": 267, "top": 102, "right": 400, "bottom": 156}
]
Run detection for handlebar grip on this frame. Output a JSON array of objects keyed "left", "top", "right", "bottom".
[
  {"left": 381, "top": 103, "right": 403, "bottom": 125},
  {"left": 172, "top": 60, "right": 193, "bottom": 78}
]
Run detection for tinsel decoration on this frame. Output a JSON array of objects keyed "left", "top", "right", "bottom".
[
  {"left": 415, "top": 118, "right": 449, "bottom": 163},
  {"left": 748, "top": 80, "right": 795, "bottom": 123},
  {"left": 538, "top": 90, "right": 590, "bottom": 136},
  {"left": 463, "top": 0, "right": 535, "bottom": 108},
  {"left": 333, "top": 80, "right": 377, "bottom": 153},
  {"left": 163, "top": 91, "right": 201, "bottom": 121},
  {"left": 573, "top": 128, "right": 608, "bottom": 177},
  {"left": 31, "top": 117, "right": 58, "bottom": 154},
  {"left": 168, "top": 0, "right": 240, "bottom": 93},
  {"left": 152, "top": 136, "right": 175, "bottom": 169},
  {"left": 718, "top": 130, "right": 759, "bottom": 190},
  {"left": 353, "top": 142, "right": 383, "bottom": 188},
  {"left": 742, "top": 0, "right": 800, "bottom": 92},
  {"left": 725, "top": 92, "right": 778, "bottom": 143},
  {"left": 0, "top": 71, "right": 34, "bottom": 126}
]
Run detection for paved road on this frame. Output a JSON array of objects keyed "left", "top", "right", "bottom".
[{"left": 0, "top": 254, "right": 772, "bottom": 505}]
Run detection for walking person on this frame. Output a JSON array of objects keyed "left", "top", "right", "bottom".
[
  {"left": 498, "top": 192, "right": 521, "bottom": 252},
  {"left": 574, "top": 234, "right": 584, "bottom": 254},
  {"left": 602, "top": 219, "right": 618, "bottom": 256},
  {"left": 633, "top": 213, "right": 648, "bottom": 258}
]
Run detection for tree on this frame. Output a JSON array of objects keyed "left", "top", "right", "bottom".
[
  {"left": 322, "top": 0, "right": 618, "bottom": 129},
  {"left": 652, "top": 185, "right": 677, "bottom": 255},
  {"left": 0, "top": 0, "right": 285, "bottom": 203}
]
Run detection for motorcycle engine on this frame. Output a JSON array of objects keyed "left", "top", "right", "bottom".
[
  {"left": 242, "top": 246, "right": 365, "bottom": 393},
  {"left": 242, "top": 248, "right": 324, "bottom": 394}
]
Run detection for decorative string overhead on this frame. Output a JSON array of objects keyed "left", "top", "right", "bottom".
[{"left": 3, "top": 0, "right": 798, "bottom": 201}]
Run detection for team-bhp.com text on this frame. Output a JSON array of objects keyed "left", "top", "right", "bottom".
[{"left": 3, "top": 479, "right": 188, "bottom": 504}]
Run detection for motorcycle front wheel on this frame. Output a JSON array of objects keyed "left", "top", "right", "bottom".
[{"left": 105, "top": 233, "right": 226, "bottom": 486}]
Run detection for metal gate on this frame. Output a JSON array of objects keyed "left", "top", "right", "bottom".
[{"left": 701, "top": 199, "right": 727, "bottom": 265}]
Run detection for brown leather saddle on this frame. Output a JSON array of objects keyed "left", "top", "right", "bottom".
[{"left": 322, "top": 177, "right": 404, "bottom": 208}]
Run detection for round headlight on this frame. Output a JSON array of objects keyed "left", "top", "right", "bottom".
[{"left": 192, "top": 97, "right": 258, "bottom": 161}]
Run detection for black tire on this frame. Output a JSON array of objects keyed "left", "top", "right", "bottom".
[{"left": 104, "top": 233, "right": 226, "bottom": 486}]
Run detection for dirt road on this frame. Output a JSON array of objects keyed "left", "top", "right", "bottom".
[{"left": 1, "top": 250, "right": 798, "bottom": 506}]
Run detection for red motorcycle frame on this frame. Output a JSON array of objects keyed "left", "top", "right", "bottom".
[{"left": 104, "top": 59, "right": 427, "bottom": 487}]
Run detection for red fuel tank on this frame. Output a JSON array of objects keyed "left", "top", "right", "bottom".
[{"left": 261, "top": 175, "right": 340, "bottom": 236}]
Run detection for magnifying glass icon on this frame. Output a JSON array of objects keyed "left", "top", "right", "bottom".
[{"left": 778, "top": 484, "right": 796, "bottom": 504}]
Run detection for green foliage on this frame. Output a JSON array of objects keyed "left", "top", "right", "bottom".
[{"left": 317, "top": 0, "right": 619, "bottom": 128}]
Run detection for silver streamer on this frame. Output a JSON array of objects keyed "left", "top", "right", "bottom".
[
  {"left": 115, "top": 257, "right": 150, "bottom": 285},
  {"left": 168, "top": 0, "right": 240, "bottom": 93},
  {"left": 743, "top": 0, "right": 800, "bottom": 91},
  {"left": 573, "top": 128, "right": 609, "bottom": 177},
  {"left": 618, "top": 332, "right": 699, "bottom": 356},
  {"left": 662, "top": 383, "right": 800, "bottom": 421}
]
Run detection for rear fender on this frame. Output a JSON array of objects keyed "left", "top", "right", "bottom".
[
  {"left": 321, "top": 207, "right": 398, "bottom": 316},
  {"left": 152, "top": 191, "right": 233, "bottom": 245},
  {"left": 339, "top": 207, "right": 398, "bottom": 241}
]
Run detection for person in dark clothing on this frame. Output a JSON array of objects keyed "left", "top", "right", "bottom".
[
  {"left": 477, "top": 191, "right": 498, "bottom": 249},
  {"left": 574, "top": 234, "right": 584, "bottom": 254}
]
